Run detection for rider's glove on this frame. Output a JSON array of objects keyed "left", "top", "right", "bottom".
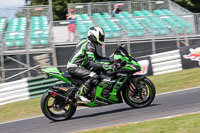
[
  {"left": 103, "top": 64, "right": 116, "bottom": 72},
  {"left": 110, "top": 59, "right": 117, "bottom": 63}
]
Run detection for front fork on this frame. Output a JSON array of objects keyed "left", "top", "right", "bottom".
[{"left": 128, "top": 76, "right": 146, "bottom": 99}]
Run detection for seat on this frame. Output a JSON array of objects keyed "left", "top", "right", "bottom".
[
  {"left": 62, "top": 71, "right": 84, "bottom": 86},
  {"left": 15, "top": 39, "right": 24, "bottom": 46},
  {"left": 31, "top": 39, "right": 39, "bottom": 45},
  {"left": 40, "top": 39, "right": 49, "bottom": 45}
]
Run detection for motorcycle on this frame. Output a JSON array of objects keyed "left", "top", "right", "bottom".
[{"left": 40, "top": 45, "right": 156, "bottom": 121}]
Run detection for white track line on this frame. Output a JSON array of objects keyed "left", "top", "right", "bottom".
[
  {"left": 131, "top": 110, "right": 200, "bottom": 124},
  {"left": 0, "top": 86, "right": 200, "bottom": 125},
  {"left": 157, "top": 86, "right": 200, "bottom": 96}
]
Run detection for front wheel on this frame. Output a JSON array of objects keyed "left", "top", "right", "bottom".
[
  {"left": 41, "top": 91, "right": 77, "bottom": 121},
  {"left": 122, "top": 77, "right": 156, "bottom": 108}
]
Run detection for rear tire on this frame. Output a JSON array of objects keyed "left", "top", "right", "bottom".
[
  {"left": 122, "top": 77, "right": 156, "bottom": 108},
  {"left": 41, "top": 91, "right": 77, "bottom": 121}
]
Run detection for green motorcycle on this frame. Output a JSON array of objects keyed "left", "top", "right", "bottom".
[{"left": 40, "top": 46, "right": 156, "bottom": 121}]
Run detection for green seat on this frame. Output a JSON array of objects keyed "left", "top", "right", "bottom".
[
  {"left": 15, "top": 34, "right": 25, "bottom": 40},
  {"left": 128, "top": 31, "right": 134, "bottom": 37},
  {"left": 105, "top": 33, "right": 112, "bottom": 38},
  {"left": 15, "top": 39, "right": 24, "bottom": 46},
  {"left": 79, "top": 34, "right": 87, "bottom": 39},
  {"left": 133, "top": 11, "right": 144, "bottom": 16},
  {"left": 113, "top": 32, "right": 120, "bottom": 38},
  {"left": 136, "top": 31, "right": 144, "bottom": 36},
  {"left": 31, "top": 39, "right": 39, "bottom": 45},
  {"left": 40, "top": 32, "right": 49, "bottom": 38},
  {"left": 40, "top": 39, "right": 48, "bottom": 45},
  {"left": 5, "top": 41, "right": 14, "bottom": 47},
  {"left": 30, "top": 16, "right": 49, "bottom": 42},
  {"left": 31, "top": 33, "right": 40, "bottom": 39},
  {"left": 81, "top": 14, "right": 90, "bottom": 19},
  {"left": 103, "top": 13, "right": 109, "bottom": 15},
  {"left": 160, "top": 29, "right": 168, "bottom": 35}
]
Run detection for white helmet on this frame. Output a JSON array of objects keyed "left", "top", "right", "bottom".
[{"left": 87, "top": 27, "right": 105, "bottom": 46}]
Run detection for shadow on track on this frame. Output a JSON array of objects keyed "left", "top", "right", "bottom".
[
  {"left": 60, "top": 104, "right": 160, "bottom": 122},
  {"left": 48, "top": 104, "right": 160, "bottom": 123}
]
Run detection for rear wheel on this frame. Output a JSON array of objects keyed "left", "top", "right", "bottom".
[
  {"left": 41, "top": 91, "right": 77, "bottom": 121},
  {"left": 122, "top": 77, "right": 156, "bottom": 108}
]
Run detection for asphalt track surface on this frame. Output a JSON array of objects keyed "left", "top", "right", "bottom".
[{"left": 1, "top": 87, "right": 200, "bottom": 133}]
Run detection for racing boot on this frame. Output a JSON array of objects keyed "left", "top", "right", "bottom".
[{"left": 77, "top": 80, "right": 92, "bottom": 103}]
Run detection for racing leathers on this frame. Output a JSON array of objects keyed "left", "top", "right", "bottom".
[{"left": 67, "top": 39, "right": 114, "bottom": 96}]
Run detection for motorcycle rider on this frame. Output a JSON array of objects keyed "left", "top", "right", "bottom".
[{"left": 67, "top": 27, "right": 115, "bottom": 103}]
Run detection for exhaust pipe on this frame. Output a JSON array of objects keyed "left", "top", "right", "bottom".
[{"left": 48, "top": 89, "right": 69, "bottom": 100}]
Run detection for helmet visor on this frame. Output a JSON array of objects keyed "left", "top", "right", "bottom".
[{"left": 99, "top": 32, "right": 105, "bottom": 42}]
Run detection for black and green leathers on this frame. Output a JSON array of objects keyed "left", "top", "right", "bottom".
[
  {"left": 67, "top": 39, "right": 112, "bottom": 98},
  {"left": 67, "top": 39, "right": 109, "bottom": 71}
]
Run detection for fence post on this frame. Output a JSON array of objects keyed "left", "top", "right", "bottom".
[
  {"left": 108, "top": 2, "right": 112, "bottom": 15},
  {"left": 0, "top": 31, "right": 5, "bottom": 83},
  {"left": 176, "top": 35, "right": 180, "bottom": 48},
  {"left": 102, "top": 45, "right": 106, "bottom": 57},
  {"left": 152, "top": 36, "right": 156, "bottom": 54},
  {"left": 88, "top": 3, "right": 91, "bottom": 16},
  {"left": 128, "top": 1, "right": 132, "bottom": 13},
  {"left": 184, "top": 26, "right": 189, "bottom": 46},
  {"left": 148, "top": 0, "right": 152, "bottom": 12},
  {"left": 0, "top": 54, "right": 5, "bottom": 83},
  {"left": 48, "top": 0, "right": 53, "bottom": 21}
]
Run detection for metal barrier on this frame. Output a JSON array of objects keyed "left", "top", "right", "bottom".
[
  {"left": 68, "top": 0, "right": 169, "bottom": 15},
  {"left": 131, "top": 2, "right": 150, "bottom": 11},
  {"left": 150, "top": 50, "right": 182, "bottom": 75},
  {"left": 91, "top": 2, "right": 111, "bottom": 14},
  {"left": 0, "top": 76, "right": 63, "bottom": 106},
  {"left": 0, "top": 5, "right": 50, "bottom": 20},
  {"left": 68, "top": 3, "right": 90, "bottom": 15}
]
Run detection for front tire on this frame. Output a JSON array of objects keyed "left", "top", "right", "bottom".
[
  {"left": 122, "top": 77, "right": 156, "bottom": 108},
  {"left": 41, "top": 91, "right": 77, "bottom": 121}
]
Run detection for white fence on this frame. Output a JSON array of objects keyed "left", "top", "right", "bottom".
[
  {"left": 0, "top": 78, "right": 29, "bottom": 106},
  {"left": 151, "top": 50, "right": 183, "bottom": 75}
]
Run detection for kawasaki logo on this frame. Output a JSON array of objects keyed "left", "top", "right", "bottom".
[{"left": 183, "top": 47, "right": 200, "bottom": 66}]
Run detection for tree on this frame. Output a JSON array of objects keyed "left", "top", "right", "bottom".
[
  {"left": 172, "top": 0, "right": 200, "bottom": 13},
  {"left": 31, "top": 0, "right": 68, "bottom": 20}
]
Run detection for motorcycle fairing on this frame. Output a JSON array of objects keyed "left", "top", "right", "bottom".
[{"left": 42, "top": 67, "right": 71, "bottom": 84}]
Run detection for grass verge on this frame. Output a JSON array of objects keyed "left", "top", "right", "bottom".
[
  {"left": 0, "top": 67, "right": 200, "bottom": 123},
  {"left": 149, "top": 67, "right": 200, "bottom": 94},
  {"left": 0, "top": 98, "right": 42, "bottom": 123},
  {"left": 76, "top": 112, "right": 200, "bottom": 133}
]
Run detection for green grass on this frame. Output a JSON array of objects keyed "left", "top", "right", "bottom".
[
  {"left": 149, "top": 67, "right": 200, "bottom": 94},
  {"left": 76, "top": 112, "right": 200, "bottom": 133},
  {"left": 0, "top": 98, "right": 42, "bottom": 123},
  {"left": 0, "top": 67, "right": 200, "bottom": 123}
]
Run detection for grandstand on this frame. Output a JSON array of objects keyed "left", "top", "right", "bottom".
[
  {"left": 0, "top": 5, "right": 51, "bottom": 51},
  {"left": 65, "top": 0, "right": 195, "bottom": 41},
  {"left": 0, "top": 5, "right": 53, "bottom": 82},
  {"left": 71, "top": 9, "right": 193, "bottom": 41},
  {"left": 0, "top": 0, "right": 200, "bottom": 82}
]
